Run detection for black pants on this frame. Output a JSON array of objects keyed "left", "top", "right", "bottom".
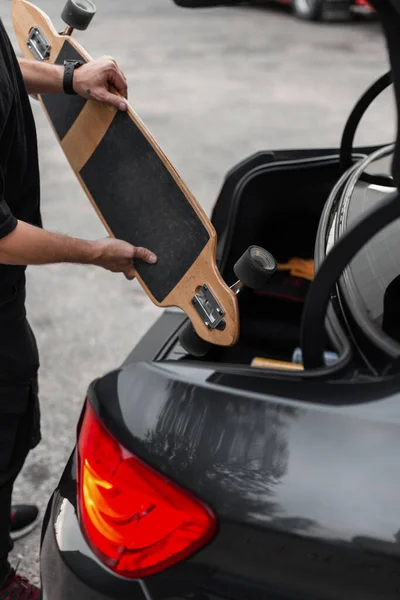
[{"left": 0, "top": 275, "right": 40, "bottom": 560}]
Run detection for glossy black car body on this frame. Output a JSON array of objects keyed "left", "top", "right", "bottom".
[{"left": 39, "top": 141, "right": 400, "bottom": 600}]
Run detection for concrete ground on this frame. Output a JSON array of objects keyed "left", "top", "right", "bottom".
[{"left": 1, "top": 0, "right": 394, "bottom": 585}]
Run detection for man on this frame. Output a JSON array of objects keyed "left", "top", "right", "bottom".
[{"left": 0, "top": 16, "right": 157, "bottom": 599}]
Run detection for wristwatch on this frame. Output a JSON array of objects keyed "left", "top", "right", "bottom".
[{"left": 63, "top": 59, "right": 84, "bottom": 95}]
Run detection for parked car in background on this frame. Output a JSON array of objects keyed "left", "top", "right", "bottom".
[
  {"left": 269, "top": 0, "right": 373, "bottom": 21},
  {"left": 271, "top": 0, "right": 373, "bottom": 21},
  {"left": 174, "top": 0, "right": 374, "bottom": 21}
]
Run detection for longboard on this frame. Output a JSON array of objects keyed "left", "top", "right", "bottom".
[{"left": 12, "top": 0, "right": 240, "bottom": 347}]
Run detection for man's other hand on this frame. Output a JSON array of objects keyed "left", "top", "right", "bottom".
[
  {"left": 73, "top": 56, "right": 129, "bottom": 111},
  {"left": 91, "top": 237, "right": 157, "bottom": 280}
]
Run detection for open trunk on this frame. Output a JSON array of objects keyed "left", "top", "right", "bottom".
[{"left": 180, "top": 146, "right": 378, "bottom": 367}]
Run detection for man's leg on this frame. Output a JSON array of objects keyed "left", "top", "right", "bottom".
[
  {"left": 0, "top": 392, "right": 41, "bottom": 598},
  {"left": 10, "top": 372, "right": 41, "bottom": 544},
  {"left": 0, "top": 277, "right": 41, "bottom": 595},
  {"left": 0, "top": 406, "right": 35, "bottom": 577},
  {"left": 0, "top": 480, "right": 14, "bottom": 582}
]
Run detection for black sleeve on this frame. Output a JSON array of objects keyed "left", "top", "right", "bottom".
[
  {"left": 0, "top": 166, "right": 17, "bottom": 240},
  {"left": 0, "top": 60, "right": 17, "bottom": 240}
]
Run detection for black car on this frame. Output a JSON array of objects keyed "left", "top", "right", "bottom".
[
  {"left": 38, "top": 0, "right": 400, "bottom": 597},
  {"left": 38, "top": 65, "right": 400, "bottom": 599}
]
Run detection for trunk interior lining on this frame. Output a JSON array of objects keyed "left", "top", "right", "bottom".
[{"left": 196, "top": 160, "right": 344, "bottom": 365}]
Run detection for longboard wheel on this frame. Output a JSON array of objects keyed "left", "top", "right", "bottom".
[
  {"left": 234, "top": 246, "right": 277, "bottom": 290},
  {"left": 179, "top": 322, "right": 212, "bottom": 357},
  {"left": 61, "top": 0, "right": 96, "bottom": 31}
]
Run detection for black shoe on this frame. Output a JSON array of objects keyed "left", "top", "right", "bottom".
[
  {"left": 0, "top": 568, "right": 40, "bottom": 599},
  {"left": 10, "top": 505, "right": 40, "bottom": 541}
]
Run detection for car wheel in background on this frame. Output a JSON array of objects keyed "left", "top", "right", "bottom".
[{"left": 291, "top": 0, "right": 352, "bottom": 21}]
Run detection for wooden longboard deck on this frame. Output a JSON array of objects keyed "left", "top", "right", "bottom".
[{"left": 12, "top": 0, "right": 240, "bottom": 346}]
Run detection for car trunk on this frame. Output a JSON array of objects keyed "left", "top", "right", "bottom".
[{"left": 176, "top": 147, "right": 374, "bottom": 367}]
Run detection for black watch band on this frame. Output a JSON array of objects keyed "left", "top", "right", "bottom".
[{"left": 63, "top": 60, "right": 84, "bottom": 96}]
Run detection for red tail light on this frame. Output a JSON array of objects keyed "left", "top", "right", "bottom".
[{"left": 76, "top": 402, "right": 217, "bottom": 579}]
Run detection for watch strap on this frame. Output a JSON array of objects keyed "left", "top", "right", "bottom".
[{"left": 63, "top": 60, "right": 84, "bottom": 96}]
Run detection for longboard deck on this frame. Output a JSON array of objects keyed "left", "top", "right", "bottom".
[{"left": 12, "top": 0, "right": 240, "bottom": 346}]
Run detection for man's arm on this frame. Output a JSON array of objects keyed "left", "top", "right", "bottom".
[
  {"left": 11, "top": 54, "right": 151, "bottom": 277},
  {"left": 18, "top": 55, "right": 129, "bottom": 111},
  {"left": 0, "top": 221, "right": 157, "bottom": 280}
]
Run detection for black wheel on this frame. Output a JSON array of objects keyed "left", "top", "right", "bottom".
[
  {"left": 292, "top": 0, "right": 352, "bottom": 21},
  {"left": 179, "top": 322, "right": 212, "bottom": 357},
  {"left": 234, "top": 246, "right": 277, "bottom": 290},
  {"left": 61, "top": 0, "right": 96, "bottom": 31}
]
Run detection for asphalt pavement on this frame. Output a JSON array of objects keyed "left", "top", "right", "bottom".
[{"left": 1, "top": 0, "right": 394, "bottom": 584}]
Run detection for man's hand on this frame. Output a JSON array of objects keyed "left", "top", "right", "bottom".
[
  {"left": 19, "top": 55, "right": 129, "bottom": 111},
  {"left": 73, "top": 56, "right": 129, "bottom": 111},
  {"left": 91, "top": 238, "right": 157, "bottom": 280}
]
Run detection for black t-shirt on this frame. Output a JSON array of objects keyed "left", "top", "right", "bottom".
[{"left": 0, "top": 19, "right": 41, "bottom": 288}]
